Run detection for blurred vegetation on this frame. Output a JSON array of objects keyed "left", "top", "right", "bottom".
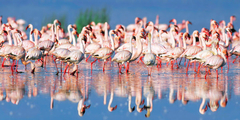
[
  {"left": 42, "top": 13, "right": 67, "bottom": 30},
  {"left": 75, "top": 7, "right": 110, "bottom": 33}
]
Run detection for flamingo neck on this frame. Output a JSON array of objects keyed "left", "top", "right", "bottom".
[
  {"left": 29, "top": 25, "right": 33, "bottom": 42},
  {"left": 78, "top": 99, "right": 84, "bottom": 113},
  {"left": 79, "top": 39, "right": 85, "bottom": 54},
  {"left": 34, "top": 32, "right": 38, "bottom": 46},
  {"left": 225, "top": 32, "right": 230, "bottom": 47},
  {"left": 54, "top": 21, "right": 57, "bottom": 35},
  {"left": 193, "top": 35, "right": 197, "bottom": 46},
  {"left": 7, "top": 31, "right": 12, "bottom": 45},
  {"left": 199, "top": 98, "right": 206, "bottom": 114},
  {"left": 130, "top": 36, "right": 133, "bottom": 53},
  {"left": 155, "top": 15, "right": 159, "bottom": 26},
  {"left": 178, "top": 35, "right": 183, "bottom": 48},
  {"left": 100, "top": 36, "right": 103, "bottom": 48},
  {"left": 128, "top": 95, "right": 133, "bottom": 112},
  {"left": 109, "top": 33, "right": 115, "bottom": 50},
  {"left": 56, "top": 26, "right": 59, "bottom": 41},
  {"left": 51, "top": 25, "right": 55, "bottom": 42},
  {"left": 16, "top": 33, "right": 23, "bottom": 46},
  {"left": 186, "top": 23, "right": 189, "bottom": 33},
  {"left": 108, "top": 91, "right": 114, "bottom": 111},
  {"left": 200, "top": 35, "right": 206, "bottom": 50},
  {"left": 170, "top": 29, "right": 175, "bottom": 48},
  {"left": 72, "top": 32, "right": 76, "bottom": 46},
  {"left": 12, "top": 32, "right": 18, "bottom": 46},
  {"left": 104, "top": 23, "right": 108, "bottom": 41},
  {"left": 67, "top": 25, "right": 72, "bottom": 43}
]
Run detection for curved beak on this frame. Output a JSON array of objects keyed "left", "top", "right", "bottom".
[{"left": 110, "top": 105, "right": 117, "bottom": 111}]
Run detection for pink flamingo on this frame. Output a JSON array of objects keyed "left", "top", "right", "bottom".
[
  {"left": 180, "top": 30, "right": 202, "bottom": 73},
  {"left": 112, "top": 35, "right": 133, "bottom": 73},
  {"left": 143, "top": 33, "right": 156, "bottom": 76},
  {"left": 8, "top": 31, "right": 33, "bottom": 73},
  {"left": 64, "top": 35, "right": 85, "bottom": 76},
  {"left": 91, "top": 30, "right": 116, "bottom": 72},
  {"left": 25, "top": 29, "right": 43, "bottom": 73},
  {"left": 22, "top": 24, "right": 35, "bottom": 51},
  {"left": 204, "top": 45, "right": 227, "bottom": 79}
]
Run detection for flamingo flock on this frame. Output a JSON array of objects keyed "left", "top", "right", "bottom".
[{"left": 0, "top": 15, "right": 238, "bottom": 79}]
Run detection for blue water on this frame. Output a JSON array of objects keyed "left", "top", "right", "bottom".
[{"left": 1, "top": 0, "right": 240, "bottom": 120}]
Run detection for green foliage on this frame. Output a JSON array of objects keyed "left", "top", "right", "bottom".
[
  {"left": 75, "top": 7, "right": 110, "bottom": 33},
  {"left": 42, "top": 13, "right": 67, "bottom": 30}
]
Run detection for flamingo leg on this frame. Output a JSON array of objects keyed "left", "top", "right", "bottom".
[
  {"left": 1, "top": 57, "right": 6, "bottom": 67},
  {"left": 197, "top": 63, "right": 203, "bottom": 73},
  {"left": 175, "top": 59, "right": 179, "bottom": 69},
  {"left": 63, "top": 63, "right": 69, "bottom": 74},
  {"left": 233, "top": 56, "right": 238, "bottom": 63},
  {"left": 137, "top": 56, "right": 144, "bottom": 64},
  {"left": 11, "top": 60, "right": 15, "bottom": 73},
  {"left": 186, "top": 60, "right": 190, "bottom": 74},
  {"left": 126, "top": 62, "right": 130, "bottom": 73},
  {"left": 54, "top": 58, "right": 59, "bottom": 75},
  {"left": 15, "top": 60, "right": 19, "bottom": 73},
  {"left": 171, "top": 60, "right": 174, "bottom": 69},
  {"left": 103, "top": 60, "right": 107, "bottom": 72},
  {"left": 85, "top": 55, "right": 91, "bottom": 62},
  {"left": 216, "top": 69, "right": 218, "bottom": 79},
  {"left": 194, "top": 61, "right": 197, "bottom": 72},
  {"left": 60, "top": 61, "right": 63, "bottom": 73},
  {"left": 91, "top": 59, "right": 98, "bottom": 70},
  {"left": 118, "top": 63, "right": 122, "bottom": 74}
]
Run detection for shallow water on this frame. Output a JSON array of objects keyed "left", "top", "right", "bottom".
[{"left": 0, "top": 55, "right": 239, "bottom": 120}]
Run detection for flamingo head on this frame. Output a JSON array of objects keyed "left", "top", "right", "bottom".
[
  {"left": 47, "top": 24, "right": 53, "bottom": 29},
  {"left": 186, "top": 21, "right": 192, "bottom": 25},
  {"left": 227, "top": 23, "right": 236, "bottom": 33},
  {"left": 211, "top": 20, "right": 218, "bottom": 29},
  {"left": 54, "top": 19, "right": 61, "bottom": 26},
  {"left": 193, "top": 30, "right": 199, "bottom": 37},
  {"left": 135, "top": 17, "right": 141, "bottom": 24},
  {"left": 230, "top": 15, "right": 236, "bottom": 22},
  {"left": 183, "top": 32, "right": 190, "bottom": 40},
  {"left": 169, "top": 19, "right": 177, "bottom": 25},
  {"left": 31, "top": 29, "right": 42, "bottom": 38},
  {"left": 25, "top": 24, "right": 33, "bottom": 30}
]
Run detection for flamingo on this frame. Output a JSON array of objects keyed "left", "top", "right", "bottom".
[
  {"left": 143, "top": 32, "right": 156, "bottom": 76},
  {"left": 160, "top": 27, "right": 185, "bottom": 68},
  {"left": 8, "top": 31, "right": 34, "bottom": 73},
  {"left": 91, "top": 30, "right": 116, "bottom": 72},
  {"left": 189, "top": 32, "right": 216, "bottom": 72},
  {"left": 56, "top": 24, "right": 74, "bottom": 46},
  {"left": 64, "top": 34, "right": 85, "bottom": 76},
  {"left": 25, "top": 29, "right": 43, "bottom": 73},
  {"left": 204, "top": 45, "right": 227, "bottom": 79},
  {"left": 22, "top": 24, "right": 35, "bottom": 51},
  {"left": 112, "top": 35, "right": 133, "bottom": 74},
  {"left": 180, "top": 30, "right": 202, "bottom": 73}
]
